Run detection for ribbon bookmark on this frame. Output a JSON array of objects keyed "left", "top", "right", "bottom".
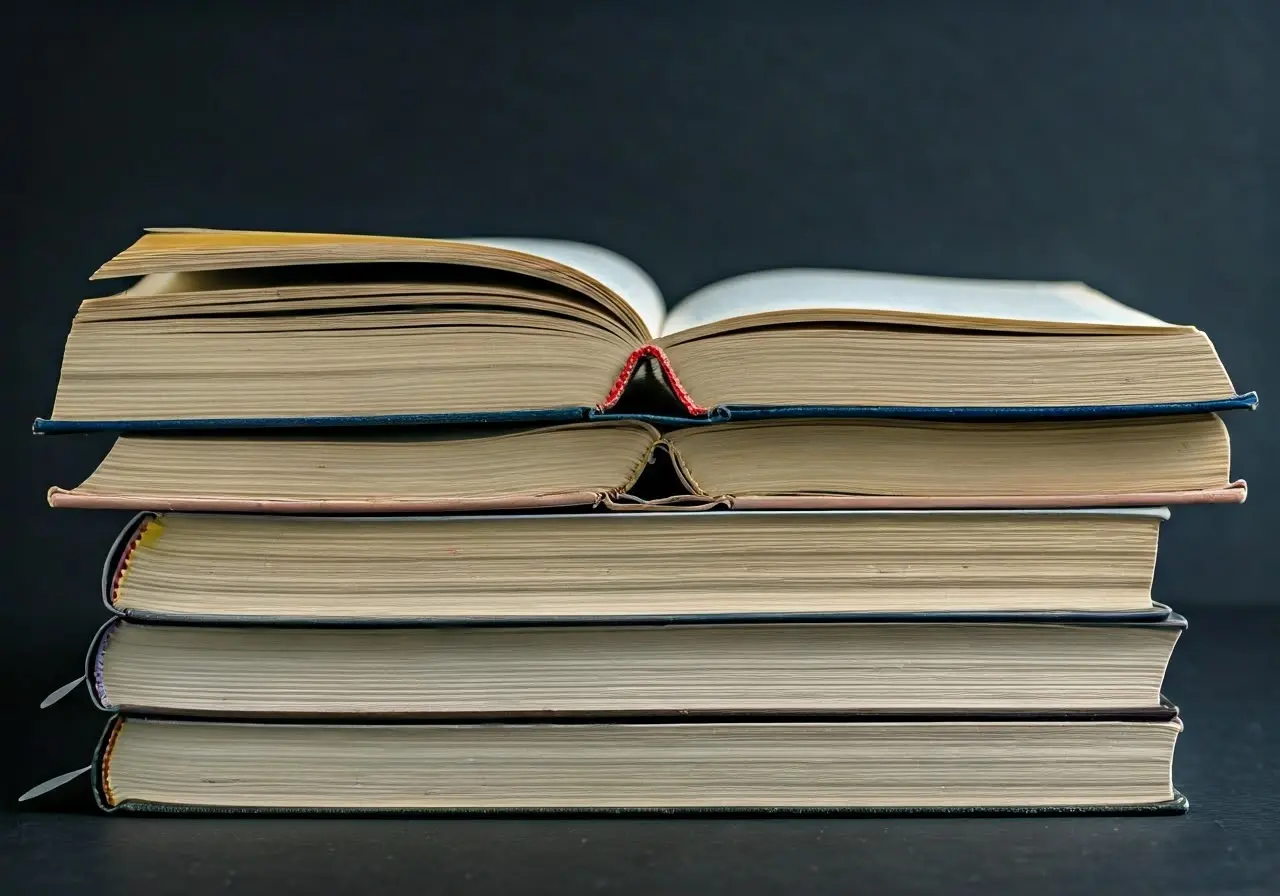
[
  {"left": 40, "top": 675, "right": 86, "bottom": 709},
  {"left": 19, "top": 766, "right": 92, "bottom": 802}
]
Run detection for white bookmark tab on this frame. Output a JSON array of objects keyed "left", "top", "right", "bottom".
[
  {"left": 19, "top": 766, "right": 92, "bottom": 802},
  {"left": 40, "top": 676, "right": 86, "bottom": 709}
]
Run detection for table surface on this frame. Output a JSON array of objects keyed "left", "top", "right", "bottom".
[{"left": 4, "top": 606, "right": 1276, "bottom": 895}]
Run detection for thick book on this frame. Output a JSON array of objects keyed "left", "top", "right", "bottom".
[
  {"left": 99, "top": 509, "right": 1171, "bottom": 623},
  {"left": 88, "top": 715, "right": 1187, "bottom": 815},
  {"left": 35, "top": 228, "right": 1255, "bottom": 432},
  {"left": 84, "top": 614, "right": 1186, "bottom": 718},
  {"left": 47, "top": 416, "right": 1246, "bottom": 513}
]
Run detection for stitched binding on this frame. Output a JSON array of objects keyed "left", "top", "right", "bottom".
[
  {"left": 110, "top": 518, "right": 160, "bottom": 606},
  {"left": 598, "top": 344, "right": 710, "bottom": 416},
  {"left": 100, "top": 718, "right": 124, "bottom": 807},
  {"left": 92, "top": 625, "right": 115, "bottom": 708}
]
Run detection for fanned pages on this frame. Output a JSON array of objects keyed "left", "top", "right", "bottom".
[
  {"left": 37, "top": 228, "right": 1252, "bottom": 430},
  {"left": 96, "top": 717, "right": 1185, "bottom": 813},
  {"left": 48, "top": 415, "right": 1244, "bottom": 513},
  {"left": 102, "top": 510, "right": 1168, "bottom": 621}
]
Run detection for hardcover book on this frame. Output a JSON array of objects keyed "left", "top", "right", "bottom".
[
  {"left": 35, "top": 228, "right": 1255, "bottom": 432},
  {"left": 48, "top": 416, "right": 1246, "bottom": 513},
  {"left": 87, "top": 715, "right": 1188, "bottom": 816},
  {"left": 98, "top": 509, "right": 1174, "bottom": 623},
  {"left": 85, "top": 613, "right": 1187, "bottom": 718}
]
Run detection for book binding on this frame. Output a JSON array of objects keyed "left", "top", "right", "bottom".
[{"left": 32, "top": 391, "right": 1260, "bottom": 434}]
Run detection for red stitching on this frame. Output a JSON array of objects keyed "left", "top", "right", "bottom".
[
  {"left": 110, "top": 518, "right": 151, "bottom": 606},
  {"left": 598, "top": 347, "right": 649, "bottom": 409},
  {"left": 598, "top": 344, "right": 710, "bottom": 416},
  {"left": 100, "top": 717, "right": 123, "bottom": 807}
]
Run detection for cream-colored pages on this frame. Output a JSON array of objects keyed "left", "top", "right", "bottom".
[
  {"left": 658, "top": 267, "right": 1192, "bottom": 343},
  {"left": 100, "top": 718, "right": 1182, "bottom": 810},
  {"left": 96, "top": 620, "right": 1179, "bottom": 715},
  {"left": 43, "top": 228, "right": 1240, "bottom": 422},
  {"left": 46, "top": 415, "right": 1245, "bottom": 513},
  {"left": 92, "top": 228, "right": 662, "bottom": 341},
  {"left": 92, "top": 229, "right": 1193, "bottom": 343},
  {"left": 104, "top": 509, "right": 1167, "bottom": 619}
]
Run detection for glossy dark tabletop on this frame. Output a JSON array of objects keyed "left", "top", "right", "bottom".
[{"left": 3, "top": 605, "right": 1276, "bottom": 895}]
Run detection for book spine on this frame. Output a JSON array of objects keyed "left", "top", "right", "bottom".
[
  {"left": 598, "top": 345, "right": 709, "bottom": 416},
  {"left": 99, "top": 513, "right": 155, "bottom": 612},
  {"left": 105, "top": 515, "right": 161, "bottom": 610},
  {"left": 88, "top": 621, "right": 118, "bottom": 710},
  {"left": 92, "top": 716, "right": 125, "bottom": 811}
]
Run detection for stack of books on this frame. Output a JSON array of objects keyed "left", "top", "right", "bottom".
[{"left": 34, "top": 228, "right": 1255, "bottom": 815}]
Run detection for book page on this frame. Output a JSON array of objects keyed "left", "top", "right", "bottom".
[
  {"left": 128, "top": 229, "right": 665, "bottom": 342},
  {"left": 461, "top": 238, "right": 666, "bottom": 339},
  {"left": 661, "top": 268, "right": 1178, "bottom": 338}
]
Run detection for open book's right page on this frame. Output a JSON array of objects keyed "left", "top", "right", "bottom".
[{"left": 659, "top": 269, "right": 1190, "bottom": 342}]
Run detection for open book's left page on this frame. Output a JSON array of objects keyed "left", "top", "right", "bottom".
[
  {"left": 461, "top": 238, "right": 666, "bottom": 340},
  {"left": 95, "top": 228, "right": 662, "bottom": 342},
  {"left": 42, "top": 230, "right": 664, "bottom": 428}
]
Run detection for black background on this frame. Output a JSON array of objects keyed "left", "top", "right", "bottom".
[{"left": 3, "top": 2, "right": 1276, "bottom": 892}]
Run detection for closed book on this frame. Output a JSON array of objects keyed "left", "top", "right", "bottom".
[
  {"left": 48, "top": 416, "right": 1246, "bottom": 513},
  {"left": 85, "top": 613, "right": 1187, "bottom": 718},
  {"left": 98, "top": 509, "right": 1174, "bottom": 623},
  {"left": 89, "top": 715, "right": 1188, "bottom": 816}
]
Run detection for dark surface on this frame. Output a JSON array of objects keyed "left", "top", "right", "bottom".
[
  {"left": 3, "top": 606, "right": 1277, "bottom": 894},
  {"left": 4, "top": 2, "right": 1276, "bottom": 893}
]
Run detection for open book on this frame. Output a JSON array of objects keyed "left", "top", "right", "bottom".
[
  {"left": 36, "top": 228, "right": 1254, "bottom": 432},
  {"left": 47, "top": 415, "right": 1245, "bottom": 513}
]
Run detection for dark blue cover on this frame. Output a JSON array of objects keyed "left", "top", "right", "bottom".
[
  {"left": 105, "top": 605, "right": 1184, "bottom": 628},
  {"left": 708, "top": 392, "right": 1259, "bottom": 422},
  {"left": 32, "top": 406, "right": 592, "bottom": 434},
  {"left": 31, "top": 391, "right": 1259, "bottom": 433}
]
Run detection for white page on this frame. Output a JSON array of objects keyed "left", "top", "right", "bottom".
[
  {"left": 662, "top": 268, "right": 1174, "bottom": 337},
  {"left": 460, "top": 238, "right": 665, "bottom": 339}
]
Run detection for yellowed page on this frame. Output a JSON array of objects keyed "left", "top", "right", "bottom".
[{"left": 97, "top": 228, "right": 663, "bottom": 341}]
